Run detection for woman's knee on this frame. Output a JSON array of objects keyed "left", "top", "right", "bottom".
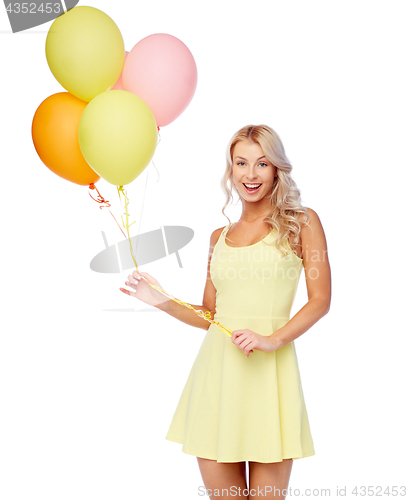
[
  {"left": 197, "top": 457, "right": 248, "bottom": 498},
  {"left": 248, "top": 459, "right": 293, "bottom": 498}
]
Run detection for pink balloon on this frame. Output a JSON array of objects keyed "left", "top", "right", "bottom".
[
  {"left": 122, "top": 34, "right": 198, "bottom": 127},
  {"left": 111, "top": 51, "right": 129, "bottom": 90}
]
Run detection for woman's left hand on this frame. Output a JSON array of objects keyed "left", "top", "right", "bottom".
[{"left": 231, "top": 329, "right": 279, "bottom": 358}]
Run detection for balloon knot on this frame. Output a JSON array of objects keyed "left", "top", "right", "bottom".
[{"left": 89, "top": 183, "right": 95, "bottom": 190}]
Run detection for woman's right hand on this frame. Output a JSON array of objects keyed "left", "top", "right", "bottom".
[{"left": 119, "top": 271, "right": 168, "bottom": 308}]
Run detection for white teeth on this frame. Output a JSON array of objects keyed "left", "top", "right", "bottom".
[{"left": 244, "top": 183, "right": 261, "bottom": 188}]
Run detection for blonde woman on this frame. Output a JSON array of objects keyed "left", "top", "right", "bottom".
[{"left": 120, "top": 125, "right": 331, "bottom": 499}]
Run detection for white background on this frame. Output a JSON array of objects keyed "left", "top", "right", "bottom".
[{"left": 1, "top": 1, "right": 407, "bottom": 498}]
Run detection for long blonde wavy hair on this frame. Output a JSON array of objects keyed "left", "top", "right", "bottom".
[{"left": 221, "top": 124, "right": 311, "bottom": 257}]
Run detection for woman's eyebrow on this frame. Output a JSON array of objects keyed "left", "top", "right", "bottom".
[{"left": 235, "top": 156, "right": 266, "bottom": 161}]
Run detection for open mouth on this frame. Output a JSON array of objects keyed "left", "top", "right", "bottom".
[{"left": 243, "top": 183, "right": 262, "bottom": 193}]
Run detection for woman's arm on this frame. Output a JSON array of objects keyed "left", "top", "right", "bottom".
[
  {"left": 231, "top": 208, "right": 331, "bottom": 357},
  {"left": 268, "top": 207, "right": 331, "bottom": 349},
  {"left": 154, "top": 227, "right": 223, "bottom": 330}
]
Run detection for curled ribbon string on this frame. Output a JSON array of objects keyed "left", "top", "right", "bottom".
[
  {"left": 117, "top": 185, "right": 138, "bottom": 271},
  {"left": 134, "top": 166, "right": 149, "bottom": 257},
  {"left": 151, "top": 160, "right": 160, "bottom": 184},
  {"left": 89, "top": 183, "right": 126, "bottom": 238},
  {"left": 115, "top": 183, "right": 232, "bottom": 338},
  {"left": 136, "top": 275, "right": 233, "bottom": 338},
  {"left": 107, "top": 129, "right": 232, "bottom": 338},
  {"left": 152, "top": 128, "right": 161, "bottom": 183}
]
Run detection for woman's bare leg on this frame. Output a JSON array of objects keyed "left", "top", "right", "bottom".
[
  {"left": 197, "top": 457, "right": 249, "bottom": 499},
  {"left": 248, "top": 459, "right": 293, "bottom": 499}
]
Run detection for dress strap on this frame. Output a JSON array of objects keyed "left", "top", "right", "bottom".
[{"left": 223, "top": 222, "right": 234, "bottom": 238}]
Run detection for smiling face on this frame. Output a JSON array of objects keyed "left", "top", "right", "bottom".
[{"left": 232, "top": 140, "right": 277, "bottom": 202}]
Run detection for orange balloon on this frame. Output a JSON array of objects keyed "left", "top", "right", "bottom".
[{"left": 32, "top": 92, "right": 100, "bottom": 186}]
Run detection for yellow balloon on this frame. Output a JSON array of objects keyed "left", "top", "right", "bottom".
[
  {"left": 78, "top": 90, "right": 158, "bottom": 186},
  {"left": 46, "top": 6, "right": 125, "bottom": 102}
]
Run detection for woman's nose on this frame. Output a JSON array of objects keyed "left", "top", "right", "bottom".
[{"left": 246, "top": 166, "right": 258, "bottom": 179}]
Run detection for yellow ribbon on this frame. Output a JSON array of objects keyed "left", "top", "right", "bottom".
[
  {"left": 117, "top": 185, "right": 232, "bottom": 338},
  {"left": 117, "top": 186, "right": 138, "bottom": 270}
]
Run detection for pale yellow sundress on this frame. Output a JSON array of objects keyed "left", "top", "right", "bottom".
[{"left": 165, "top": 223, "right": 315, "bottom": 463}]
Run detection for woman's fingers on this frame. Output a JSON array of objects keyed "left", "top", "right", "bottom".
[
  {"left": 240, "top": 338, "right": 251, "bottom": 349},
  {"left": 121, "top": 271, "right": 146, "bottom": 296},
  {"left": 119, "top": 287, "right": 136, "bottom": 297},
  {"left": 121, "top": 272, "right": 162, "bottom": 305},
  {"left": 237, "top": 335, "right": 251, "bottom": 348},
  {"left": 239, "top": 338, "right": 253, "bottom": 355},
  {"left": 230, "top": 330, "right": 255, "bottom": 357}
]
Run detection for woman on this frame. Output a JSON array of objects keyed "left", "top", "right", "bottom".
[{"left": 120, "top": 125, "right": 331, "bottom": 499}]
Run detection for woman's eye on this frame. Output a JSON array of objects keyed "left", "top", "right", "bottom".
[{"left": 235, "top": 161, "right": 267, "bottom": 167}]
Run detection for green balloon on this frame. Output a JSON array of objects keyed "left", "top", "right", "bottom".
[{"left": 78, "top": 90, "right": 158, "bottom": 186}]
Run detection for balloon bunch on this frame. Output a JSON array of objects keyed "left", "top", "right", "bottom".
[
  {"left": 32, "top": 6, "right": 197, "bottom": 188},
  {"left": 32, "top": 5, "right": 197, "bottom": 250},
  {"left": 31, "top": 5, "right": 231, "bottom": 338}
]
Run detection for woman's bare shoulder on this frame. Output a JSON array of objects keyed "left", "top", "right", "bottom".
[
  {"left": 289, "top": 208, "right": 317, "bottom": 253},
  {"left": 301, "top": 207, "right": 324, "bottom": 231},
  {"left": 209, "top": 225, "right": 227, "bottom": 250},
  {"left": 298, "top": 207, "right": 328, "bottom": 250}
]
